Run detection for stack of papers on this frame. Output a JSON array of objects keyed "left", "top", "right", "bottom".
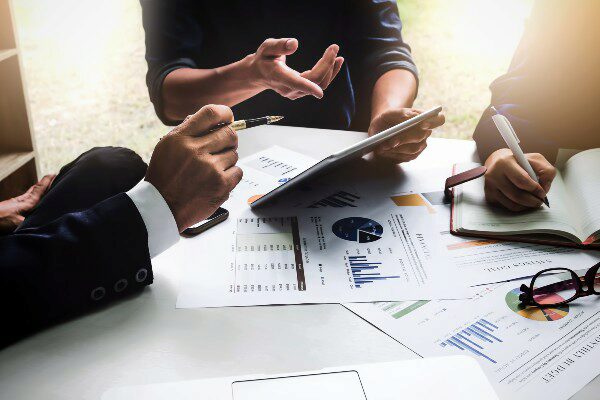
[{"left": 175, "top": 146, "right": 600, "bottom": 400}]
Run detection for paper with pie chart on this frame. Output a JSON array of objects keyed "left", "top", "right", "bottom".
[
  {"left": 345, "top": 278, "right": 600, "bottom": 400},
  {"left": 177, "top": 206, "right": 466, "bottom": 308}
]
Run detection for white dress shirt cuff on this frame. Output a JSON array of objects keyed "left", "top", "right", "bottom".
[{"left": 126, "top": 180, "right": 180, "bottom": 258}]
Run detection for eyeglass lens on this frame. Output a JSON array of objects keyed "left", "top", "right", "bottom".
[{"left": 532, "top": 269, "right": 578, "bottom": 305}]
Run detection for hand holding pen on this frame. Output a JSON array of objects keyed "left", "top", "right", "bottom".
[
  {"left": 150, "top": 105, "right": 283, "bottom": 230},
  {"left": 483, "top": 107, "right": 557, "bottom": 212}
]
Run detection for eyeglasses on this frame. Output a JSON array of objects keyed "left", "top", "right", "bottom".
[{"left": 519, "top": 262, "right": 600, "bottom": 307}]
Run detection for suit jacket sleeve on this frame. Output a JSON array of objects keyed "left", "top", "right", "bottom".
[{"left": 0, "top": 193, "right": 152, "bottom": 346}]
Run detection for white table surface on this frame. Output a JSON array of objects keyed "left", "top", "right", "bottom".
[{"left": 0, "top": 126, "right": 597, "bottom": 399}]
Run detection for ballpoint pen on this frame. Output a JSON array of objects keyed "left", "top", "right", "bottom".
[
  {"left": 490, "top": 106, "right": 550, "bottom": 207},
  {"left": 207, "top": 115, "right": 284, "bottom": 134}
]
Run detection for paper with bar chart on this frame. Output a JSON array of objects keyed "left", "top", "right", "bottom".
[
  {"left": 177, "top": 206, "right": 467, "bottom": 308},
  {"left": 345, "top": 281, "right": 600, "bottom": 400}
]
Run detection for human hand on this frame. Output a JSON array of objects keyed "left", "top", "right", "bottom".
[
  {"left": 369, "top": 108, "right": 445, "bottom": 163},
  {"left": 145, "top": 105, "right": 243, "bottom": 232},
  {"left": 484, "top": 149, "right": 556, "bottom": 211},
  {"left": 0, "top": 174, "right": 55, "bottom": 234},
  {"left": 249, "top": 38, "right": 344, "bottom": 100}
]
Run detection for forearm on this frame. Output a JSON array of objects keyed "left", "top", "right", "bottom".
[
  {"left": 370, "top": 69, "right": 417, "bottom": 120},
  {"left": 162, "top": 55, "right": 265, "bottom": 122}
]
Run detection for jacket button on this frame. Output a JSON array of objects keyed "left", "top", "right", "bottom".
[
  {"left": 90, "top": 287, "right": 106, "bottom": 301},
  {"left": 114, "top": 278, "right": 128, "bottom": 293},
  {"left": 135, "top": 268, "right": 148, "bottom": 283}
]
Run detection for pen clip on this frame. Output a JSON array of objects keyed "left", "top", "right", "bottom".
[
  {"left": 491, "top": 107, "right": 520, "bottom": 144},
  {"left": 503, "top": 115, "right": 520, "bottom": 144}
]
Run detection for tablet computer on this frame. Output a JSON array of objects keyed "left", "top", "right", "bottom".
[{"left": 249, "top": 106, "right": 443, "bottom": 208}]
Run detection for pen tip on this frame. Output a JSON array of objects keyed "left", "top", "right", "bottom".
[
  {"left": 268, "top": 116, "right": 284, "bottom": 124},
  {"left": 490, "top": 106, "right": 499, "bottom": 115}
]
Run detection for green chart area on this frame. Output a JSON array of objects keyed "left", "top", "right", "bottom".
[{"left": 378, "top": 300, "right": 430, "bottom": 319}]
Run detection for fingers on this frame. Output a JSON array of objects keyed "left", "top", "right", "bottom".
[
  {"left": 258, "top": 38, "right": 298, "bottom": 57},
  {"left": 494, "top": 175, "right": 544, "bottom": 208},
  {"left": 213, "top": 149, "right": 239, "bottom": 171},
  {"left": 484, "top": 150, "right": 550, "bottom": 211},
  {"left": 527, "top": 153, "right": 557, "bottom": 193},
  {"left": 273, "top": 65, "right": 324, "bottom": 98},
  {"left": 321, "top": 57, "right": 344, "bottom": 90},
  {"left": 306, "top": 44, "right": 339, "bottom": 84},
  {"left": 375, "top": 139, "right": 428, "bottom": 164},
  {"left": 374, "top": 109, "right": 420, "bottom": 130},
  {"left": 199, "top": 126, "right": 238, "bottom": 154},
  {"left": 32, "top": 174, "right": 55, "bottom": 197},
  {"left": 174, "top": 104, "right": 234, "bottom": 137},
  {"left": 17, "top": 174, "right": 55, "bottom": 208},
  {"left": 378, "top": 128, "right": 431, "bottom": 151},
  {"left": 421, "top": 114, "right": 446, "bottom": 130},
  {"left": 504, "top": 164, "right": 547, "bottom": 200},
  {"left": 491, "top": 189, "right": 528, "bottom": 212}
]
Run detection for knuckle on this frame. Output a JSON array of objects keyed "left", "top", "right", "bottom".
[{"left": 201, "top": 104, "right": 219, "bottom": 122}]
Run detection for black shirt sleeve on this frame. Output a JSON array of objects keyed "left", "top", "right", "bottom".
[
  {"left": 140, "top": 0, "right": 202, "bottom": 125},
  {"left": 344, "top": 0, "right": 418, "bottom": 130},
  {"left": 344, "top": 1, "right": 418, "bottom": 90},
  {"left": 0, "top": 193, "right": 152, "bottom": 346}
]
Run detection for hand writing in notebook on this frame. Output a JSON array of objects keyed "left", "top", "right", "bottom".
[{"left": 483, "top": 148, "right": 556, "bottom": 211}]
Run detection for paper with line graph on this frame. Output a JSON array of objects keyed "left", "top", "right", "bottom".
[
  {"left": 177, "top": 206, "right": 467, "bottom": 308},
  {"left": 345, "top": 281, "right": 600, "bottom": 400}
]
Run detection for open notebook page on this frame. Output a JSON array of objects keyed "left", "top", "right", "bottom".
[
  {"left": 455, "top": 165, "right": 582, "bottom": 242},
  {"left": 562, "top": 149, "right": 600, "bottom": 242}
]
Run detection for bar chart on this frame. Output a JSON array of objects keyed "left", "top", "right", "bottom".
[
  {"left": 439, "top": 318, "right": 503, "bottom": 363},
  {"left": 347, "top": 255, "right": 400, "bottom": 288}
]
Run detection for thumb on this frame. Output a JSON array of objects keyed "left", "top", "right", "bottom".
[{"left": 258, "top": 38, "right": 298, "bottom": 57}]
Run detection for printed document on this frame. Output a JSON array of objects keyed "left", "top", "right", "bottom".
[
  {"left": 345, "top": 281, "right": 600, "bottom": 400},
  {"left": 177, "top": 205, "right": 466, "bottom": 308}
]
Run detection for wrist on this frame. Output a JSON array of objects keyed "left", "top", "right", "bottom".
[{"left": 239, "top": 53, "right": 269, "bottom": 90}]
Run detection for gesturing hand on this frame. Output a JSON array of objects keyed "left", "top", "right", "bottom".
[
  {"left": 145, "top": 105, "right": 243, "bottom": 232},
  {"left": 249, "top": 38, "right": 344, "bottom": 100},
  {"left": 0, "top": 174, "right": 55, "bottom": 234},
  {"left": 369, "top": 108, "right": 446, "bottom": 163},
  {"left": 484, "top": 149, "right": 556, "bottom": 211}
]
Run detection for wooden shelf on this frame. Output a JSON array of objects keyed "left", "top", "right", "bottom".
[
  {"left": 0, "top": 48, "right": 16, "bottom": 62},
  {"left": 0, "top": 151, "right": 35, "bottom": 181},
  {"left": 0, "top": 0, "right": 38, "bottom": 200}
]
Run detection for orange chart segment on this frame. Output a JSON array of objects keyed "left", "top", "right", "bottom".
[{"left": 505, "top": 288, "right": 569, "bottom": 321}]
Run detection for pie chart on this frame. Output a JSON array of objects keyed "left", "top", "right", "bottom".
[
  {"left": 332, "top": 217, "right": 383, "bottom": 243},
  {"left": 505, "top": 287, "right": 569, "bottom": 321}
]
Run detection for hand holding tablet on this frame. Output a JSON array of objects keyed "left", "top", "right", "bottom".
[{"left": 250, "top": 106, "right": 443, "bottom": 208}]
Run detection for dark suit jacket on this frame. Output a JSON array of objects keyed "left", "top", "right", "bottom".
[
  {"left": 473, "top": 0, "right": 600, "bottom": 162},
  {"left": 0, "top": 193, "right": 152, "bottom": 347}
]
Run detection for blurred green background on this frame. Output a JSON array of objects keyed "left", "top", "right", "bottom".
[{"left": 14, "top": 0, "right": 533, "bottom": 174}]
